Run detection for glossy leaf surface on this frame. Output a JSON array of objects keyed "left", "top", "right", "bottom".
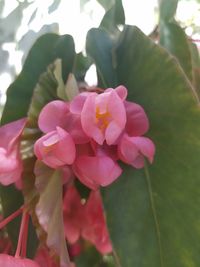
[{"left": 87, "top": 26, "right": 200, "bottom": 267}]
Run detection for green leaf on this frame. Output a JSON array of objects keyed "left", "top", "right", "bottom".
[
  {"left": 65, "top": 73, "right": 79, "bottom": 101},
  {"left": 189, "top": 42, "right": 200, "bottom": 98},
  {"left": 35, "top": 161, "right": 70, "bottom": 266},
  {"left": 94, "top": 25, "right": 200, "bottom": 266},
  {"left": 75, "top": 246, "right": 102, "bottom": 267},
  {"left": 1, "top": 33, "right": 75, "bottom": 125},
  {"left": 86, "top": 28, "right": 117, "bottom": 88},
  {"left": 100, "top": 0, "right": 125, "bottom": 34},
  {"left": 189, "top": 42, "right": 200, "bottom": 69},
  {"left": 159, "top": 22, "right": 193, "bottom": 81},
  {"left": 0, "top": 33, "right": 75, "bottom": 258},
  {"left": 73, "top": 52, "right": 92, "bottom": 82},
  {"left": 27, "top": 62, "right": 59, "bottom": 129},
  {"left": 75, "top": 246, "right": 115, "bottom": 267},
  {"left": 159, "top": 0, "right": 178, "bottom": 21},
  {"left": 97, "top": 0, "right": 115, "bottom": 11}
]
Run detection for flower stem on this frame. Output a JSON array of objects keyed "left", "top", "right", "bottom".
[
  {"left": 15, "top": 210, "right": 29, "bottom": 258},
  {"left": 21, "top": 212, "right": 29, "bottom": 258},
  {"left": 0, "top": 206, "right": 23, "bottom": 230}
]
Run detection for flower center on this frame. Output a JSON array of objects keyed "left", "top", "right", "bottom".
[{"left": 95, "top": 106, "right": 111, "bottom": 131}]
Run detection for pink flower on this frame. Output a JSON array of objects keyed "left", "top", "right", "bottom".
[
  {"left": 73, "top": 154, "right": 122, "bottom": 190},
  {"left": 0, "top": 254, "right": 40, "bottom": 267},
  {"left": 38, "top": 100, "right": 89, "bottom": 144},
  {"left": 34, "top": 85, "right": 155, "bottom": 189},
  {"left": 63, "top": 186, "right": 84, "bottom": 244},
  {"left": 34, "top": 127, "right": 76, "bottom": 168},
  {"left": 116, "top": 100, "right": 155, "bottom": 168},
  {"left": 82, "top": 191, "right": 112, "bottom": 254},
  {"left": 118, "top": 134, "right": 155, "bottom": 168},
  {"left": 0, "top": 118, "right": 26, "bottom": 186},
  {"left": 71, "top": 86, "right": 127, "bottom": 145}
]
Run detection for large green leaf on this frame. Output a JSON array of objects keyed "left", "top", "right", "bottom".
[
  {"left": 86, "top": 28, "right": 117, "bottom": 88},
  {"left": 159, "top": 22, "right": 193, "bottom": 81},
  {"left": 87, "top": 26, "right": 200, "bottom": 266},
  {"left": 1, "top": 33, "right": 75, "bottom": 124}
]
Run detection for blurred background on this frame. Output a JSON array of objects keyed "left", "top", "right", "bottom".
[{"left": 0, "top": 0, "right": 200, "bottom": 114}]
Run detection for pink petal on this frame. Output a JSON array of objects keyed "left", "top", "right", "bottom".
[
  {"left": 73, "top": 155, "right": 122, "bottom": 190},
  {"left": 0, "top": 165, "right": 22, "bottom": 186},
  {"left": 82, "top": 191, "right": 112, "bottom": 254},
  {"left": 81, "top": 93, "right": 104, "bottom": 145},
  {"left": 0, "top": 118, "right": 26, "bottom": 150},
  {"left": 0, "top": 254, "right": 40, "bottom": 267},
  {"left": 70, "top": 92, "right": 90, "bottom": 114},
  {"left": 106, "top": 85, "right": 127, "bottom": 100},
  {"left": 105, "top": 121, "right": 123, "bottom": 145},
  {"left": 107, "top": 90, "right": 126, "bottom": 143},
  {"left": 125, "top": 101, "right": 149, "bottom": 136},
  {"left": 131, "top": 136, "right": 155, "bottom": 164},
  {"left": 63, "top": 186, "right": 84, "bottom": 244},
  {"left": 38, "top": 100, "right": 69, "bottom": 133},
  {"left": 65, "top": 113, "right": 90, "bottom": 144},
  {"left": 118, "top": 134, "right": 155, "bottom": 168},
  {"left": 0, "top": 118, "right": 26, "bottom": 186}
]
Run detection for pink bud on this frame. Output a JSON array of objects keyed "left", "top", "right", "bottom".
[
  {"left": 34, "top": 127, "right": 76, "bottom": 168},
  {"left": 0, "top": 118, "right": 26, "bottom": 186},
  {"left": 118, "top": 134, "right": 155, "bottom": 168}
]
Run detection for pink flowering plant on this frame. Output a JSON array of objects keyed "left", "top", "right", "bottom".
[{"left": 1, "top": 0, "right": 200, "bottom": 266}]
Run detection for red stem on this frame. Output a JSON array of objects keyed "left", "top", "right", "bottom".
[
  {"left": 0, "top": 206, "right": 23, "bottom": 230},
  {"left": 21, "top": 212, "right": 29, "bottom": 258},
  {"left": 15, "top": 210, "right": 29, "bottom": 258}
]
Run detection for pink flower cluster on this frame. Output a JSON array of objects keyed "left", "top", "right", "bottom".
[
  {"left": 0, "top": 85, "right": 155, "bottom": 266},
  {"left": 34, "top": 85, "right": 155, "bottom": 190},
  {"left": 63, "top": 186, "right": 112, "bottom": 254}
]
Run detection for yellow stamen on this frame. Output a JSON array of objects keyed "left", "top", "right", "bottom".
[{"left": 95, "top": 106, "right": 111, "bottom": 131}]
